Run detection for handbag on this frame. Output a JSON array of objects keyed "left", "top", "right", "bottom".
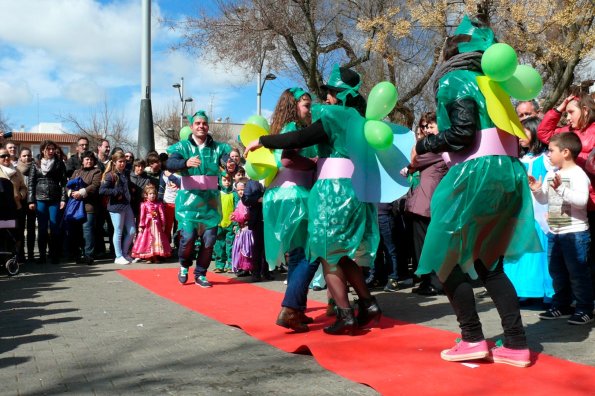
[
  {"left": 65, "top": 176, "right": 88, "bottom": 223},
  {"left": 65, "top": 198, "right": 87, "bottom": 223}
]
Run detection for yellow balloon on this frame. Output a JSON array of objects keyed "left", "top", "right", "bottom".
[
  {"left": 263, "top": 168, "right": 278, "bottom": 187},
  {"left": 250, "top": 147, "right": 277, "bottom": 168},
  {"left": 476, "top": 76, "right": 526, "bottom": 139},
  {"left": 240, "top": 123, "right": 269, "bottom": 147}
]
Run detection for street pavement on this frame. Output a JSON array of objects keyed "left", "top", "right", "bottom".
[{"left": 1, "top": 258, "right": 593, "bottom": 395}]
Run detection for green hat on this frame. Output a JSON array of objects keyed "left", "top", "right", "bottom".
[
  {"left": 454, "top": 15, "right": 496, "bottom": 53},
  {"left": 187, "top": 110, "right": 209, "bottom": 124},
  {"left": 289, "top": 87, "right": 309, "bottom": 101},
  {"left": 321, "top": 64, "right": 362, "bottom": 104}
]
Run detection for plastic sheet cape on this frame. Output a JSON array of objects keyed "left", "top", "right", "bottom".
[
  {"left": 166, "top": 139, "right": 230, "bottom": 230},
  {"left": 316, "top": 104, "right": 416, "bottom": 203},
  {"left": 263, "top": 121, "right": 315, "bottom": 266}
]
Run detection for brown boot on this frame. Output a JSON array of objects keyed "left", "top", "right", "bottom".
[{"left": 276, "top": 307, "right": 309, "bottom": 333}]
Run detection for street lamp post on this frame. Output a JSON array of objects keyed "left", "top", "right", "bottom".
[
  {"left": 173, "top": 77, "right": 193, "bottom": 128},
  {"left": 256, "top": 44, "right": 276, "bottom": 116}
]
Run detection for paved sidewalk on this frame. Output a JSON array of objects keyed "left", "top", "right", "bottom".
[{"left": 1, "top": 259, "right": 593, "bottom": 395}]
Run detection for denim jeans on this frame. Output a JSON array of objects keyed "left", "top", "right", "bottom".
[
  {"left": 378, "top": 213, "right": 398, "bottom": 280},
  {"left": 82, "top": 212, "right": 96, "bottom": 257},
  {"left": 548, "top": 231, "right": 594, "bottom": 313},
  {"left": 178, "top": 225, "right": 217, "bottom": 278},
  {"left": 36, "top": 200, "right": 61, "bottom": 259},
  {"left": 68, "top": 212, "right": 95, "bottom": 258},
  {"left": 109, "top": 206, "right": 136, "bottom": 259},
  {"left": 282, "top": 248, "right": 320, "bottom": 310}
]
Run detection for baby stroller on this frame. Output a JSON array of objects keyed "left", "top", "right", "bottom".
[{"left": 0, "top": 178, "right": 19, "bottom": 276}]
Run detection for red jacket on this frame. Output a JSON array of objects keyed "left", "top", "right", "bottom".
[{"left": 538, "top": 109, "right": 595, "bottom": 210}]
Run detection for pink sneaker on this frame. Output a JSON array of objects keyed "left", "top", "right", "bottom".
[
  {"left": 440, "top": 339, "right": 489, "bottom": 362},
  {"left": 490, "top": 346, "right": 531, "bottom": 367}
]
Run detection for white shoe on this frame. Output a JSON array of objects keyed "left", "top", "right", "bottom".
[
  {"left": 125, "top": 256, "right": 140, "bottom": 263},
  {"left": 115, "top": 257, "right": 131, "bottom": 265}
]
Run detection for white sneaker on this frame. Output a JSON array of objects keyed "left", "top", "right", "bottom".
[
  {"left": 115, "top": 257, "right": 131, "bottom": 265},
  {"left": 125, "top": 256, "right": 140, "bottom": 263}
]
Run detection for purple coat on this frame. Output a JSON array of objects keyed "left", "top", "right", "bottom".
[{"left": 405, "top": 152, "right": 448, "bottom": 218}]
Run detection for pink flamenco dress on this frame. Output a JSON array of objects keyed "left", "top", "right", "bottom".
[
  {"left": 230, "top": 200, "right": 253, "bottom": 273},
  {"left": 132, "top": 201, "right": 172, "bottom": 259}
]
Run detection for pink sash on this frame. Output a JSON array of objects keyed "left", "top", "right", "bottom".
[
  {"left": 180, "top": 175, "right": 219, "bottom": 191},
  {"left": 441, "top": 128, "right": 518, "bottom": 168},
  {"left": 268, "top": 168, "right": 314, "bottom": 189},
  {"left": 316, "top": 158, "right": 355, "bottom": 179}
]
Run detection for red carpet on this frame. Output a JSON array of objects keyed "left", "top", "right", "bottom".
[{"left": 119, "top": 268, "right": 595, "bottom": 395}]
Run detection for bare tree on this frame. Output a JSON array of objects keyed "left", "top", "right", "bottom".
[
  {"left": 167, "top": 0, "right": 382, "bottom": 99},
  {"left": 0, "top": 108, "right": 11, "bottom": 136},
  {"left": 153, "top": 101, "right": 183, "bottom": 146},
  {"left": 58, "top": 99, "right": 133, "bottom": 152}
]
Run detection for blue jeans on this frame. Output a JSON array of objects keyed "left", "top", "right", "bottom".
[
  {"left": 548, "top": 231, "right": 594, "bottom": 313},
  {"left": 178, "top": 225, "right": 217, "bottom": 278},
  {"left": 378, "top": 213, "right": 398, "bottom": 280},
  {"left": 282, "top": 248, "right": 320, "bottom": 310},
  {"left": 82, "top": 213, "right": 95, "bottom": 257},
  {"left": 109, "top": 206, "right": 136, "bottom": 259},
  {"left": 68, "top": 212, "right": 96, "bottom": 258},
  {"left": 36, "top": 200, "right": 61, "bottom": 259}
]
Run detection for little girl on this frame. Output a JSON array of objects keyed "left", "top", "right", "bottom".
[
  {"left": 131, "top": 184, "right": 172, "bottom": 262},
  {"left": 230, "top": 179, "right": 253, "bottom": 276}
]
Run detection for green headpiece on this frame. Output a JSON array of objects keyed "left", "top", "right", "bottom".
[
  {"left": 289, "top": 87, "right": 309, "bottom": 101},
  {"left": 454, "top": 15, "right": 496, "bottom": 53},
  {"left": 187, "top": 110, "right": 209, "bottom": 124},
  {"left": 322, "top": 64, "right": 362, "bottom": 104}
]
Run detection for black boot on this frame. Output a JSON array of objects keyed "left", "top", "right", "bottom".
[
  {"left": 356, "top": 296, "right": 382, "bottom": 328},
  {"left": 323, "top": 307, "right": 356, "bottom": 335}
]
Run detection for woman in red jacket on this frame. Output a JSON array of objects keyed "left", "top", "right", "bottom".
[{"left": 538, "top": 93, "right": 595, "bottom": 209}]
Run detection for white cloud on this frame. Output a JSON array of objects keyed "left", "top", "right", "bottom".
[
  {"left": 0, "top": 79, "right": 31, "bottom": 107},
  {"left": 62, "top": 78, "right": 106, "bottom": 105}
]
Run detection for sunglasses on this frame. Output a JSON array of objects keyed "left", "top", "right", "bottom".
[
  {"left": 0, "top": 154, "right": 10, "bottom": 158},
  {"left": 420, "top": 124, "right": 430, "bottom": 129}
]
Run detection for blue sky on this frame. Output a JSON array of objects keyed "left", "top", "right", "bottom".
[{"left": 0, "top": 0, "right": 291, "bottom": 133}]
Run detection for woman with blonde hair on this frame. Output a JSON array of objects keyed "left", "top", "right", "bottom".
[{"left": 99, "top": 152, "right": 136, "bottom": 265}]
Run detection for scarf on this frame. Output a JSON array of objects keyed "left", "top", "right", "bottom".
[
  {"left": 432, "top": 51, "right": 483, "bottom": 98},
  {"left": 0, "top": 164, "right": 16, "bottom": 178},
  {"left": 40, "top": 158, "right": 55, "bottom": 175}
]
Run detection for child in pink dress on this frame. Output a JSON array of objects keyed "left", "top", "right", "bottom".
[
  {"left": 230, "top": 180, "right": 254, "bottom": 276},
  {"left": 132, "top": 185, "right": 172, "bottom": 262}
]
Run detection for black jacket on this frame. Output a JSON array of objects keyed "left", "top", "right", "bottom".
[
  {"left": 415, "top": 99, "right": 477, "bottom": 155},
  {"left": 65, "top": 154, "right": 82, "bottom": 178},
  {"left": 27, "top": 159, "right": 68, "bottom": 203}
]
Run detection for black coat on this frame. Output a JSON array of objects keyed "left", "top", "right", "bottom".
[{"left": 27, "top": 159, "right": 68, "bottom": 203}]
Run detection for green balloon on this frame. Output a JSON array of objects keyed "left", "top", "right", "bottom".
[
  {"left": 246, "top": 115, "right": 270, "bottom": 132},
  {"left": 500, "top": 65, "right": 543, "bottom": 101},
  {"left": 179, "top": 126, "right": 192, "bottom": 141},
  {"left": 365, "top": 82, "right": 398, "bottom": 120},
  {"left": 364, "top": 120, "right": 394, "bottom": 150},
  {"left": 481, "top": 43, "right": 518, "bottom": 82},
  {"left": 244, "top": 161, "right": 271, "bottom": 180}
]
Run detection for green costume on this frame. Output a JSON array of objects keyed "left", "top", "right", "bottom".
[
  {"left": 309, "top": 106, "right": 380, "bottom": 268},
  {"left": 214, "top": 186, "right": 237, "bottom": 270},
  {"left": 415, "top": 25, "right": 541, "bottom": 282},
  {"left": 166, "top": 135, "right": 231, "bottom": 233},
  {"left": 262, "top": 121, "right": 317, "bottom": 267}
]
